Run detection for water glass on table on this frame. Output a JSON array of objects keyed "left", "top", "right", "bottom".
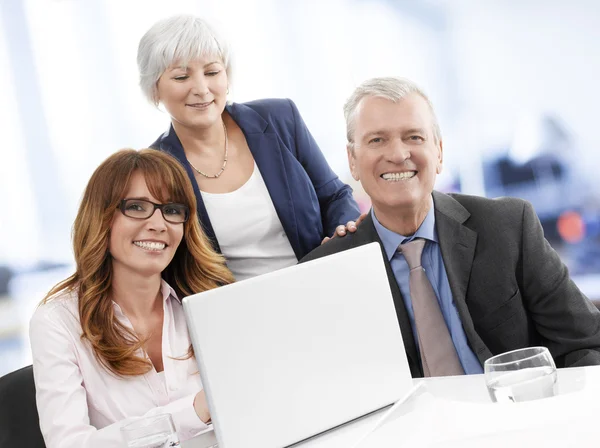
[
  {"left": 120, "top": 413, "right": 181, "bottom": 447},
  {"left": 484, "top": 346, "right": 557, "bottom": 403}
]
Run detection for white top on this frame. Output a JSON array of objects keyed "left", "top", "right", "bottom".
[
  {"left": 201, "top": 163, "right": 297, "bottom": 281},
  {"left": 29, "top": 280, "right": 208, "bottom": 448}
]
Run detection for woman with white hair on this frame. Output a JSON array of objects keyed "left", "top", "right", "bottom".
[{"left": 138, "top": 15, "right": 362, "bottom": 281}]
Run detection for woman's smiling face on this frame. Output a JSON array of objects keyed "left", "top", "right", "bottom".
[
  {"left": 109, "top": 171, "right": 184, "bottom": 279},
  {"left": 156, "top": 57, "right": 228, "bottom": 131}
]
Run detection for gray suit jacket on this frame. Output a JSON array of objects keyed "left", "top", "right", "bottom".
[{"left": 301, "top": 191, "right": 600, "bottom": 377}]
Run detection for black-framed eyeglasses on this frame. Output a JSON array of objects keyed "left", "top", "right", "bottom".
[{"left": 119, "top": 199, "right": 190, "bottom": 224}]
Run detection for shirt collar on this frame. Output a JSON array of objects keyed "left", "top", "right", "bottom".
[
  {"left": 371, "top": 197, "right": 438, "bottom": 261},
  {"left": 160, "top": 279, "right": 180, "bottom": 303}
]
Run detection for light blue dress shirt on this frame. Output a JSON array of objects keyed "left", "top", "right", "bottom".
[{"left": 371, "top": 205, "right": 483, "bottom": 375}]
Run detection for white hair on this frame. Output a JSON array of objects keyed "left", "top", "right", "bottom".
[
  {"left": 137, "top": 15, "right": 231, "bottom": 105},
  {"left": 343, "top": 77, "right": 441, "bottom": 149}
]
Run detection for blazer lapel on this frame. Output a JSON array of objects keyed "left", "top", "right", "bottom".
[
  {"left": 357, "top": 214, "right": 421, "bottom": 376},
  {"left": 433, "top": 191, "right": 493, "bottom": 363},
  {"left": 157, "top": 103, "right": 301, "bottom": 257},
  {"left": 226, "top": 103, "right": 301, "bottom": 259}
]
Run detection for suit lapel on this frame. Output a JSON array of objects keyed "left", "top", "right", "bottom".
[
  {"left": 227, "top": 104, "right": 302, "bottom": 260},
  {"left": 357, "top": 214, "right": 421, "bottom": 376},
  {"left": 433, "top": 191, "right": 492, "bottom": 363}
]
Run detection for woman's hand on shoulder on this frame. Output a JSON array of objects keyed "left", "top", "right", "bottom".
[
  {"left": 321, "top": 213, "right": 368, "bottom": 245},
  {"left": 194, "top": 390, "right": 211, "bottom": 424}
]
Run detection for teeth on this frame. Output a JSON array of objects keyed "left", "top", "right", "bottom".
[
  {"left": 381, "top": 172, "right": 416, "bottom": 181},
  {"left": 133, "top": 241, "right": 166, "bottom": 251}
]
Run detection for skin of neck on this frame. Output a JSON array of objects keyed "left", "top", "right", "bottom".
[
  {"left": 171, "top": 112, "right": 229, "bottom": 157},
  {"left": 110, "top": 267, "right": 164, "bottom": 320},
  {"left": 372, "top": 198, "right": 432, "bottom": 236}
]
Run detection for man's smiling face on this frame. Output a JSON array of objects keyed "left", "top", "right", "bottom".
[{"left": 347, "top": 93, "right": 443, "bottom": 220}]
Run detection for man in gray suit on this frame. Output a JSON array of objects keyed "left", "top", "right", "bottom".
[{"left": 302, "top": 77, "right": 600, "bottom": 378}]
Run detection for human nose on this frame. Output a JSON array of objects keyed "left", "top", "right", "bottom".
[
  {"left": 146, "top": 207, "right": 167, "bottom": 232},
  {"left": 190, "top": 73, "right": 209, "bottom": 97},
  {"left": 386, "top": 139, "right": 411, "bottom": 164}
]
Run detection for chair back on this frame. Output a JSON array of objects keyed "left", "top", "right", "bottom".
[{"left": 0, "top": 365, "right": 46, "bottom": 448}]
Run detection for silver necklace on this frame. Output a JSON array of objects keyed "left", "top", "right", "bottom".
[{"left": 188, "top": 122, "right": 228, "bottom": 178}]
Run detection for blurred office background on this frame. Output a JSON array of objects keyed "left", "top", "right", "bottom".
[{"left": 1, "top": 0, "right": 600, "bottom": 375}]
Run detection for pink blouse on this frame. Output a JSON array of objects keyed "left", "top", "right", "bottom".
[{"left": 29, "top": 280, "right": 208, "bottom": 448}]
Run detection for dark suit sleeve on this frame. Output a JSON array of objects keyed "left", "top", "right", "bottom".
[
  {"left": 520, "top": 201, "right": 600, "bottom": 367},
  {"left": 287, "top": 99, "right": 360, "bottom": 236}
]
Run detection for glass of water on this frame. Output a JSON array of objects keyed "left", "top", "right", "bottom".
[
  {"left": 484, "top": 346, "right": 557, "bottom": 403},
  {"left": 120, "top": 413, "right": 181, "bottom": 448}
]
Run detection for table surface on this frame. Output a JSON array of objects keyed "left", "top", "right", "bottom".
[{"left": 182, "top": 366, "right": 599, "bottom": 448}]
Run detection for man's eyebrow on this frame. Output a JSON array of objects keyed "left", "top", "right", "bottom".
[
  {"left": 362, "top": 130, "right": 388, "bottom": 139},
  {"left": 403, "top": 127, "right": 427, "bottom": 135}
]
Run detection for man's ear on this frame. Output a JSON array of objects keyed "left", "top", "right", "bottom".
[
  {"left": 436, "top": 139, "right": 443, "bottom": 175},
  {"left": 347, "top": 144, "right": 359, "bottom": 181}
]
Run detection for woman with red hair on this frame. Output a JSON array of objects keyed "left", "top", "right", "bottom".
[{"left": 30, "top": 149, "right": 234, "bottom": 447}]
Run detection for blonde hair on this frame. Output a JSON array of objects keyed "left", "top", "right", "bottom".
[{"left": 43, "top": 149, "right": 234, "bottom": 376}]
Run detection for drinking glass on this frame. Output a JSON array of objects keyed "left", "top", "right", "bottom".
[
  {"left": 120, "top": 413, "right": 181, "bottom": 448},
  {"left": 484, "top": 346, "right": 557, "bottom": 403}
]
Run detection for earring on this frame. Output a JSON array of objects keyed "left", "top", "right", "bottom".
[{"left": 227, "top": 86, "right": 230, "bottom": 95}]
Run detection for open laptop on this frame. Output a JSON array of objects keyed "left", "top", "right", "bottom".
[{"left": 182, "top": 242, "right": 412, "bottom": 448}]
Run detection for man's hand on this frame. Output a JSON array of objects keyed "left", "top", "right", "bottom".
[
  {"left": 321, "top": 213, "right": 368, "bottom": 244},
  {"left": 194, "top": 389, "right": 211, "bottom": 424}
]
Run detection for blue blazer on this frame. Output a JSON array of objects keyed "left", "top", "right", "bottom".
[{"left": 151, "top": 98, "right": 360, "bottom": 260}]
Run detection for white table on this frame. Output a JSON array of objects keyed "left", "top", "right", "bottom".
[{"left": 183, "top": 366, "right": 599, "bottom": 448}]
